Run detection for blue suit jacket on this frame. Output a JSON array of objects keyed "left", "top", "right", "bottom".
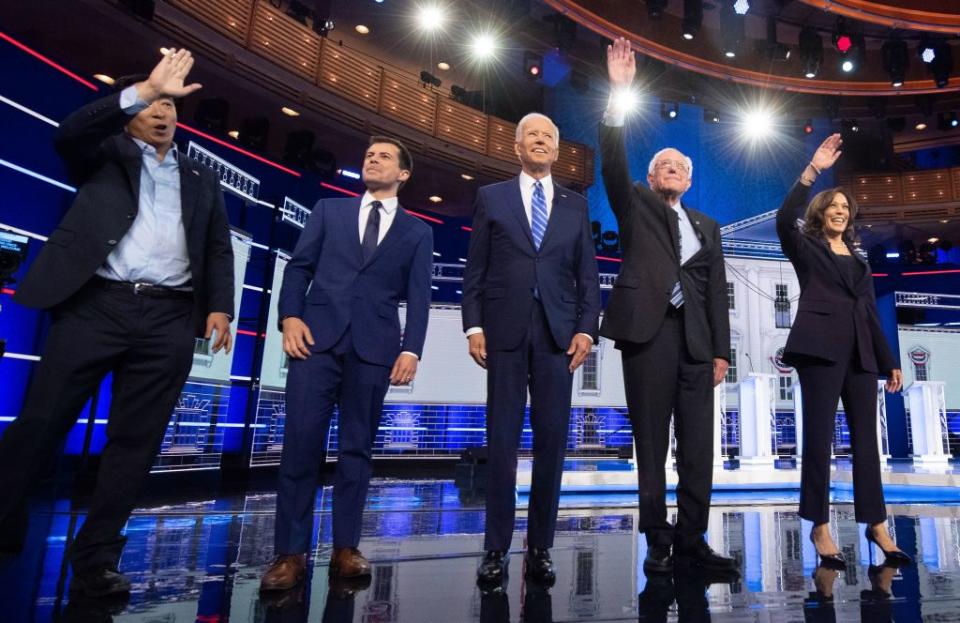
[
  {"left": 278, "top": 197, "right": 434, "bottom": 367},
  {"left": 461, "top": 177, "right": 601, "bottom": 351}
]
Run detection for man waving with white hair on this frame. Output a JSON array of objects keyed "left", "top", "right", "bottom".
[
  {"left": 463, "top": 112, "right": 601, "bottom": 588},
  {"left": 600, "top": 37, "right": 736, "bottom": 577}
]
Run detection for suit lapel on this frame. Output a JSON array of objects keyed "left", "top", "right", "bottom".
[
  {"left": 178, "top": 152, "right": 201, "bottom": 233},
  {"left": 118, "top": 135, "right": 142, "bottom": 203},
  {"left": 820, "top": 238, "right": 856, "bottom": 293},
  {"left": 684, "top": 207, "right": 710, "bottom": 263},
  {"left": 509, "top": 178, "right": 536, "bottom": 251},
  {"left": 665, "top": 204, "right": 681, "bottom": 262},
  {"left": 349, "top": 199, "right": 364, "bottom": 265},
  {"left": 363, "top": 205, "right": 413, "bottom": 269}
]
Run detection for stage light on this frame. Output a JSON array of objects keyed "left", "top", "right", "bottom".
[
  {"left": 920, "top": 37, "right": 936, "bottom": 64},
  {"left": 799, "top": 27, "right": 822, "bottom": 78},
  {"left": 765, "top": 17, "right": 790, "bottom": 62},
  {"left": 429, "top": 195, "right": 442, "bottom": 203},
  {"left": 416, "top": 4, "right": 446, "bottom": 32},
  {"left": 740, "top": 106, "right": 775, "bottom": 141},
  {"left": 461, "top": 173, "right": 474, "bottom": 180},
  {"left": 882, "top": 39, "right": 908, "bottom": 87},
  {"left": 470, "top": 32, "right": 498, "bottom": 61},
  {"left": 929, "top": 43, "right": 953, "bottom": 88},
  {"left": 93, "top": 73, "right": 115, "bottom": 85},
  {"left": 733, "top": 0, "right": 750, "bottom": 15},
  {"left": 523, "top": 51, "right": 543, "bottom": 80},
  {"left": 842, "top": 118, "right": 859, "bottom": 133},
  {"left": 355, "top": 24, "right": 369, "bottom": 35},
  {"left": 450, "top": 84, "right": 467, "bottom": 102},
  {"left": 437, "top": 61, "right": 450, "bottom": 70},
  {"left": 338, "top": 168, "right": 361, "bottom": 179},
  {"left": 936, "top": 111, "right": 958, "bottom": 130},
  {"left": 281, "top": 106, "right": 300, "bottom": 117},
  {"left": 704, "top": 109, "right": 720, "bottom": 124},
  {"left": 647, "top": 0, "right": 667, "bottom": 19},
  {"left": 682, "top": 0, "right": 702, "bottom": 40},
  {"left": 720, "top": 2, "right": 743, "bottom": 59},
  {"left": 610, "top": 86, "right": 639, "bottom": 116},
  {"left": 420, "top": 70, "right": 441, "bottom": 87},
  {"left": 916, "top": 122, "right": 928, "bottom": 130},
  {"left": 661, "top": 101, "right": 679, "bottom": 121},
  {"left": 803, "top": 119, "right": 814, "bottom": 134},
  {"left": 228, "top": 130, "right": 239, "bottom": 139},
  {"left": 842, "top": 59, "right": 854, "bottom": 73}
]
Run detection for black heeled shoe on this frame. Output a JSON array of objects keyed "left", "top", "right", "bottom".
[
  {"left": 864, "top": 525, "right": 913, "bottom": 567},
  {"left": 809, "top": 529, "right": 846, "bottom": 570}
]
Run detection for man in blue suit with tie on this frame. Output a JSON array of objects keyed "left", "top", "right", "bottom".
[
  {"left": 463, "top": 113, "right": 601, "bottom": 587},
  {"left": 260, "top": 137, "right": 433, "bottom": 591}
]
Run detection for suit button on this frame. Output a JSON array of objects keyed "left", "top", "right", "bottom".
[{"left": 108, "top": 239, "right": 118, "bottom": 246}]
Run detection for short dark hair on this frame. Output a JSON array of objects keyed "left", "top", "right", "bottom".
[
  {"left": 113, "top": 74, "right": 182, "bottom": 107},
  {"left": 368, "top": 136, "right": 413, "bottom": 176},
  {"left": 802, "top": 187, "right": 860, "bottom": 243}
]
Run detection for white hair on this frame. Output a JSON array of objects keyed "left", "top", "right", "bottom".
[
  {"left": 647, "top": 148, "right": 693, "bottom": 179},
  {"left": 515, "top": 112, "right": 560, "bottom": 143}
]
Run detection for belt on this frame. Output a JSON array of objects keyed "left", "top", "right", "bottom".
[{"left": 91, "top": 277, "right": 193, "bottom": 300}]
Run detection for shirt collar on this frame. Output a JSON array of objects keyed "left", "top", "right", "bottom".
[
  {"left": 361, "top": 192, "right": 398, "bottom": 214},
  {"left": 130, "top": 137, "right": 178, "bottom": 162},
  {"left": 519, "top": 171, "right": 552, "bottom": 192}
]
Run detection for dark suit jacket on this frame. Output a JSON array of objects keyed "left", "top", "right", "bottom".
[
  {"left": 14, "top": 92, "right": 235, "bottom": 335},
  {"left": 278, "top": 197, "right": 433, "bottom": 366},
  {"left": 598, "top": 123, "right": 730, "bottom": 363},
  {"left": 776, "top": 180, "right": 898, "bottom": 375},
  {"left": 461, "top": 177, "right": 601, "bottom": 351}
]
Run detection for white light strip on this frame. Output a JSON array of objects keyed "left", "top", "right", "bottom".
[
  {"left": 2, "top": 352, "right": 41, "bottom": 361},
  {"left": 0, "top": 222, "right": 47, "bottom": 241},
  {"left": 0, "top": 158, "right": 76, "bottom": 192},
  {"left": 248, "top": 240, "right": 270, "bottom": 250},
  {"left": 256, "top": 199, "right": 276, "bottom": 209},
  {"left": 242, "top": 284, "right": 264, "bottom": 292},
  {"left": 0, "top": 94, "right": 59, "bottom": 127},
  {"left": 230, "top": 375, "right": 253, "bottom": 382}
]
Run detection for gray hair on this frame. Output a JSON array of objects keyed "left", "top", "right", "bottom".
[
  {"left": 647, "top": 148, "right": 693, "bottom": 179},
  {"left": 515, "top": 112, "right": 560, "bottom": 144}
]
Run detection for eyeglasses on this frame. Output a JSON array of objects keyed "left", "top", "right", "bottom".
[{"left": 654, "top": 159, "right": 689, "bottom": 173}]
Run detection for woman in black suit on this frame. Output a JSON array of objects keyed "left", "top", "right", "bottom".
[{"left": 776, "top": 134, "right": 909, "bottom": 568}]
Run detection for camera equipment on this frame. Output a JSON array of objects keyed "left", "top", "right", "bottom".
[{"left": 0, "top": 231, "right": 29, "bottom": 287}]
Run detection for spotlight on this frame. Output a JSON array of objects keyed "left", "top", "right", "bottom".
[
  {"left": 882, "top": 40, "right": 909, "bottom": 87},
  {"left": 660, "top": 101, "right": 679, "bottom": 121},
  {"left": 740, "top": 106, "right": 775, "bottom": 141},
  {"left": 841, "top": 118, "right": 859, "bottom": 133},
  {"left": 610, "top": 87, "right": 639, "bottom": 115},
  {"left": 437, "top": 61, "right": 450, "bottom": 70},
  {"left": 416, "top": 4, "right": 446, "bottom": 32},
  {"left": 929, "top": 42, "right": 953, "bottom": 88},
  {"left": 919, "top": 36, "right": 936, "bottom": 64},
  {"left": 802, "top": 119, "right": 814, "bottom": 135},
  {"left": 285, "top": 0, "right": 312, "bottom": 25},
  {"left": 936, "top": 111, "right": 959, "bottom": 130},
  {"left": 94, "top": 73, "right": 115, "bottom": 85},
  {"left": 704, "top": 109, "right": 720, "bottom": 124},
  {"left": 647, "top": 0, "right": 667, "bottom": 19},
  {"left": 682, "top": 0, "right": 702, "bottom": 40},
  {"left": 470, "top": 32, "right": 498, "bottom": 61},
  {"left": 765, "top": 17, "right": 790, "bottom": 62},
  {"left": 833, "top": 18, "right": 852, "bottom": 53},
  {"left": 720, "top": 2, "right": 744, "bottom": 59},
  {"left": 799, "top": 27, "right": 822, "bottom": 78},
  {"left": 916, "top": 121, "right": 928, "bottom": 131},
  {"left": 194, "top": 97, "right": 230, "bottom": 133},
  {"left": 450, "top": 84, "right": 467, "bottom": 102},
  {"left": 523, "top": 51, "right": 543, "bottom": 80},
  {"left": 419, "top": 70, "right": 442, "bottom": 87},
  {"left": 238, "top": 117, "right": 269, "bottom": 151},
  {"left": 842, "top": 59, "right": 854, "bottom": 73},
  {"left": 733, "top": 0, "right": 750, "bottom": 15}
]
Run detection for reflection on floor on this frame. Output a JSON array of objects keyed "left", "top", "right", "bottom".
[{"left": 2, "top": 479, "right": 959, "bottom": 621}]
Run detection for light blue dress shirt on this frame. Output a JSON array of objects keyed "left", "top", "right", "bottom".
[{"left": 95, "top": 86, "right": 192, "bottom": 287}]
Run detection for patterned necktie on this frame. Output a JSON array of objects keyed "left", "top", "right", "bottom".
[
  {"left": 361, "top": 200, "right": 382, "bottom": 262},
  {"left": 670, "top": 209, "right": 684, "bottom": 308},
  {"left": 531, "top": 181, "right": 548, "bottom": 250}
]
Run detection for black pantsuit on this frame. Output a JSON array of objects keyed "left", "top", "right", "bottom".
[
  {"left": 484, "top": 301, "right": 572, "bottom": 552},
  {"left": 776, "top": 180, "right": 899, "bottom": 527},
  {"left": 622, "top": 312, "right": 715, "bottom": 549},
  {"left": 274, "top": 330, "right": 391, "bottom": 553},
  {"left": 0, "top": 284, "right": 195, "bottom": 570}
]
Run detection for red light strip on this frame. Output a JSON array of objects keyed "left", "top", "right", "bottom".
[
  {"left": 872, "top": 273, "right": 889, "bottom": 277},
  {"left": 236, "top": 329, "right": 266, "bottom": 338},
  {"left": 596, "top": 255, "right": 623, "bottom": 263},
  {"left": 319, "top": 181, "right": 360, "bottom": 197},
  {"left": 461, "top": 226, "right": 473, "bottom": 232},
  {"left": 406, "top": 209, "right": 444, "bottom": 224},
  {"left": 1, "top": 288, "right": 14, "bottom": 296},
  {"left": 0, "top": 31, "right": 99, "bottom": 91},
  {"left": 175, "top": 123, "right": 301, "bottom": 177},
  {"left": 902, "top": 268, "right": 960, "bottom": 276}
]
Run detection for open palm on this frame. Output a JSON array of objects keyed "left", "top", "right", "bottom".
[
  {"left": 811, "top": 133, "right": 843, "bottom": 172},
  {"left": 607, "top": 37, "right": 636, "bottom": 88},
  {"left": 145, "top": 48, "right": 202, "bottom": 99}
]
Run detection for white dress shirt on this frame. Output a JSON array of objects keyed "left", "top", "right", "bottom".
[
  {"left": 670, "top": 200, "right": 702, "bottom": 264},
  {"left": 357, "top": 192, "right": 418, "bottom": 361}
]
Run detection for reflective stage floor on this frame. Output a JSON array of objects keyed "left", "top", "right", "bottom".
[{"left": 4, "top": 476, "right": 960, "bottom": 622}]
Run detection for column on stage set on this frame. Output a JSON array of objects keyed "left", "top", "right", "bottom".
[
  {"left": 714, "top": 382, "right": 726, "bottom": 469},
  {"left": 793, "top": 382, "right": 803, "bottom": 465},
  {"left": 738, "top": 373, "right": 777, "bottom": 469},
  {"left": 904, "top": 381, "right": 951, "bottom": 467},
  {"left": 876, "top": 380, "right": 891, "bottom": 465}
]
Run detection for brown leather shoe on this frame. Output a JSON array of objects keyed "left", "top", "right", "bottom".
[
  {"left": 260, "top": 554, "right": 307, "bottom": 591},
  {"left": 330, "top": 547, "right": 371, "bottom": 578}
]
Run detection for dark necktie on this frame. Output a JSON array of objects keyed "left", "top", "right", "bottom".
[{"left": 361, "top": 200, "right": 382, "bottom": 262}]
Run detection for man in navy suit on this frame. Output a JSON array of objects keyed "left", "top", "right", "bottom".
[
  {"left": 463, "top": 113, "right": 601, "bottom": 587},
  {"left": 260, "top": 137, "right": 433, "bottom": 591}
]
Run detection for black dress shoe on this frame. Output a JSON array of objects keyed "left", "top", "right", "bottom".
[
  {"left": 69, "top": 566, "right": 132, "bottom": 598},
  {"left": 524, "top": 548, "right": 556, "bottom": 586},
  {"left": 477, "top": 550, "right": 509, "bottom": 585},
  {"left": 809, "top": 530, "right": 847, "bottom": 570},
  {"left": 675, "top": 540, "right": 738, "bottom": 572},
  {"left": 865, "top": 526, "right": 913, "bottom": 567},
  {"left": 643, "top": 544, "right": 673, "bottom": 574}
]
